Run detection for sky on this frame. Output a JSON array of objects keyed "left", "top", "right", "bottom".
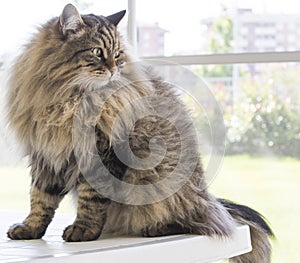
[{"left": 0, "top": 0, "right": 300, "bottom": 56}]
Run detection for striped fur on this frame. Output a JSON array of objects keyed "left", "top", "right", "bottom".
[{"left": 7, "top": 4, "right": 273, "bottom": 261}]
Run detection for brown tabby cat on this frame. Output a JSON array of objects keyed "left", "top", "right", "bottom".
[{"left": 6, "top": 4, "right": 273, "bottom": 262}]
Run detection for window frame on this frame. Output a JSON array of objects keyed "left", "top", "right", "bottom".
[{"left": 126, "top": 0, "right": 300, "bottom": 65}]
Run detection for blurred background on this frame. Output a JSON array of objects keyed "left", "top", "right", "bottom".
[{"left": 0, "top": 1, "right": 299, "bottom": 262}]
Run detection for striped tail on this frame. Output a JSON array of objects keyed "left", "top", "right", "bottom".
[{"left": 219, "top": 199, "right": 274, "bottom": 263}]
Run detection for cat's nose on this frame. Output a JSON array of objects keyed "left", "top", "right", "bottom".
[{"left": 109, "top": 66, "right": 118, "bottom": 77}]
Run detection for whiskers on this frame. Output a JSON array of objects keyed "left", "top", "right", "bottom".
[
  {"left": 64, "top": 70, "right": 124, "bottom": 93},
  {"left": 76, "top": 72, "right": 110, "bottom": 90}
]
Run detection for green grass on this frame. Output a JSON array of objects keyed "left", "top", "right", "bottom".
[
  {"left": 0, "top": 155, "right": 299, "bottom": 262},
  {"left": 209, "top": 155, "right": 300, "bottom": 263}
]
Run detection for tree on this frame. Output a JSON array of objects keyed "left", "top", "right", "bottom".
[
  {"left": 209, "top": 7, "right": 233, "bottom": 54},
  {"left": 197, "top": 6, "right": 233, "bottom": 78}
]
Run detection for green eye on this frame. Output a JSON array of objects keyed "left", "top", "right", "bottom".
[
  {"left": 92, "top": 48, "right": 102, "bottom": 57},
  {"left": 114, "top": 50, "right": 120, "bottom": 59}
]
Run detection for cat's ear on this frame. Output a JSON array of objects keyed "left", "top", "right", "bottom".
[
  {"left": 106, "top": 10, "right": 126, "bottom": 26},
  {"left": 59, "top": 4, "right": 84, "bottom": 35}
]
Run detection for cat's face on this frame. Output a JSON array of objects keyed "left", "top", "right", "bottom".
[{"left": 48, "top": 4, "right": 127, "bottom": 89}]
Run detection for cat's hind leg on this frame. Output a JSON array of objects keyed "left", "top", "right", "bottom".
[
  {"left": 142, "top": 222, "right": 189, "bottom": 237},
  {"left": 140, "top": 192, "right": 234, "bottom": 238}
]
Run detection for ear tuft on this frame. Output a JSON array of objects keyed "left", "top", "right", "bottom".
[
  {"left": 60, "top": 4, "right": 84, "bottom": 35},
  {"left": 106, "top": 10, "right": 126, "bottom": 26}
]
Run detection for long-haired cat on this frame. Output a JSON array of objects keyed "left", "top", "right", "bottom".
[{"left": 7, "top": 4, "right": 273, "bottom": 262}]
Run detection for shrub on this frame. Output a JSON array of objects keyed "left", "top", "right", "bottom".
[{"left": 225, "top": 83, "right": 300, "bottom": 158}]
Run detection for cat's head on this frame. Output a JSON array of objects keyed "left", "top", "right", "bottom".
[
  {"left": 19, "top": 4, "right": 127, "bottom": 95},
  {"left": 57, "top": 4, "right": 126, "bottom": 87}
]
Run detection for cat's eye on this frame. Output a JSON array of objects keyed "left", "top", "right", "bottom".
[
  {"left": 114, "top": 51, "right": 120, "bottom": 59},
  {"left": 92, "top": 48, "right": 102, "bottom": 57}
]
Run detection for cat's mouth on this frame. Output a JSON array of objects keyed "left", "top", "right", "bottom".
[
  {"left": 74, "top": 70, "right": 120, "bottom": 90},
  {"left": 97, "top": 69, "right": 120, "bottom": 85},
  {"left": 96, "top": 67, "right": 119, "bottom": 79}
]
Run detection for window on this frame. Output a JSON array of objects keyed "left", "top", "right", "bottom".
[{"left": 134, "top": 0, "right": 300, "bottom": 56}]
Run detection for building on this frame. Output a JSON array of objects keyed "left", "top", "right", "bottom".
[
  {"left": 137, "top": 23, "right": 167, "bottom": 57},
  {"left": 202, "top": 9, "right": 300, "bottom": 53},
  {"left": 235, "top": 9, "right": 300, "bottom": 53},
  {"left": 202, "top": 9, "right": 300, "bottom": 78}
]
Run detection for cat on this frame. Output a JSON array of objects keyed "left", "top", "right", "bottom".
[{"left": 6, "top": 4, "right": 273, "bottom": 262}]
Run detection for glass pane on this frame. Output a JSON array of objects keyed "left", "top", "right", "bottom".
[
  {"left": 194, "top": 62, "right": 300, "bottom": 157},
  {"left": 136, "top": 0, "right": 300, "bottom": 56}
]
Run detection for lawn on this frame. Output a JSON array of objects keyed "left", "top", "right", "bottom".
[
  {"left": 209, "top": 155, "right": 300, "bottom": 263},
  {"left": 0, "top": 155, "right": 299, "bottom": 262}
]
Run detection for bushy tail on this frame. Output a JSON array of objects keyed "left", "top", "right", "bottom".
[{"left": 219, "top": 199, "right": 274, "bottom": 263}]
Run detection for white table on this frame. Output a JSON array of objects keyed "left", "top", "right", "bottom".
[{"left": 0, "top": 211, "right": 251, "bottom": 263}]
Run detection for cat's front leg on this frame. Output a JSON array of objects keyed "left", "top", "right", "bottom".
[
  {"left": 7, "top": 160, "right": 67, "bottom": 240},
  {"left": 63, "top": 179, "right": 110, "bottom": 242},
  {"left": 7, "top": 186, "right": 64, "bottom": 239}
]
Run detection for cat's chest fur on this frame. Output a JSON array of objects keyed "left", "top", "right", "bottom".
[{"left": 31, "top": 98, "right": 81, "bottom": 171}]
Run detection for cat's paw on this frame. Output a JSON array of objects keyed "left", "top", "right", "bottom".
[
  {"left": 142, "top": 223, "right": 164, "bottom": 237},
  {"left": 142, "top": 223, "right": 187, "bottom": 237},
  {"left": 62, "top": 223, "right": 101, "bottom": 242},
  {"left": 7, "top": 223, "right": 45, "bottom": 240}
]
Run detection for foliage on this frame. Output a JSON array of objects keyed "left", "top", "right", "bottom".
[
  {"left": 225, "top": 76, "right": 300, "bottom": 158},
  {"left": 190, "top": 64, "right": 300, "bottom": 159},
  {"left": 208, "top": 7, "right": 233, "bottom": 54},
  {"left": 196, "top": 6, "right": 233, "bottom": 78}
]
